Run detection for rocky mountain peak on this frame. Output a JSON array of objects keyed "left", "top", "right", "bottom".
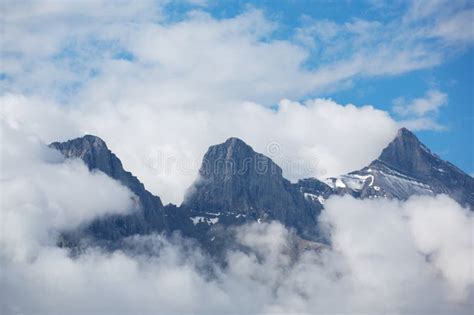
[
  {"left": 81, "top": 134, "right": 108, "bottom": 148},
  {"left": 50, "top": 135, "right": 167, "bottom": 244},
  {"left": 396, "top": 127, "right": 417, "bottom": 139},
  {"left": 374, "top": 127, "right": 434, "bottom": 178},
  {"left": 49, "top": 135, "right": 111, "bottom": 171},
  {"left": 363, "top": 128, "right": 474, "bottom": 208},
  {"left": 197, "top": 137, "right": 282, "bottom": 182},
  {"left": 55, "top": 134, "right": 107, "bottom": 150},
  {"left": 223, "top": 136, "right": 250, "bottom": 149}
]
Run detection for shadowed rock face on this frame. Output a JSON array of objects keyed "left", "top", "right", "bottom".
[
  {"left": 372, "top": 128, "right": 474, "bottom": 207},
  {"left": 377, "top": 128, "right": 443, "bottom": 178},
  {"left": 182, "top": 137, "right": 322, "bottom": 240}
]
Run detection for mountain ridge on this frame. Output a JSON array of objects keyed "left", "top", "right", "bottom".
[{"left": 49, "top": 128, "right": 473, "bottom": 254}]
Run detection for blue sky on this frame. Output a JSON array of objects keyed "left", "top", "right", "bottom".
[
  {"left": 177, "top": 0, "right": 473, "bottom": 173},
  {"left": 1, "top": 0, "right": 473, "bottom": 197}
]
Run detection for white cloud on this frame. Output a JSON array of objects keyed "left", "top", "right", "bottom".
[
  {"left": 0, "top": 121, "right": 137, "bottom": 259},
  {"left": 406, "top": 0, "right": 474, "bottom": 44},
  {"left": 431, "top": 9, "right": 474, "bottom": 43},
  {"left": 2, "top": 1, "right": 471, "bottom": 104},
  {"left": 393, "top": 89, "right": 448, "bottom": 131},
  {"left": 403, "top": 195, "right": 474, "bottom": 300},
  {"left": 322, "top": 195, "right": 474, "bottom": 305},
  {"left": 394, "top": 89, "right": 448, "bottom": 117},
  {"left": 398, "top": 117, "right": 447, "bottom": 131}
]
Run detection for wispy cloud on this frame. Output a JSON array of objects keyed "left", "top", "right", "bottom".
[
  {"left": 1, "top": 1, "right": 472, "bottom": 102},
  {"left": 394, "top": 89, "right": 448, "bottom": 117},
  {"left": 393, "top": 89, "right": 448, "bottom": 131}
]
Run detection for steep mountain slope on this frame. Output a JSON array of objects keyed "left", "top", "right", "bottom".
[
  {"left": 50, "top": 135, "right": 170, "bottom": 246},
  {"left": 300, "top": 128, "right": 474, "bottom": 209},
  {"left": 182, "top": 137, "right": 323, "bottom": 240}
]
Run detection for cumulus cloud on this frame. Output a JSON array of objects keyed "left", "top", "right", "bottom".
[
  {"left": 322, "top": 195, "right": 474, "bottom": 305},
  {"left": 0, "top": 93, "right": 399, "bottom": 204},
  {"left": 0, "top": 121, "right": 137, "bottom": 259}
]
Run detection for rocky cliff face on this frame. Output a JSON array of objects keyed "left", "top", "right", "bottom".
[{"left": 182, "top": 137, "right": 322, "bottom": 240}]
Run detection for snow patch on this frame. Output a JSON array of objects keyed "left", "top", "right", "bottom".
[
  {"left": 191, "top": 216, "right": 219, "bottom": 225},
  {"left": 304, "top": 193, "right": 325, "bottom": 205},
  {"left": 335, "top": 178, "right": 346, "bottom": 188}
]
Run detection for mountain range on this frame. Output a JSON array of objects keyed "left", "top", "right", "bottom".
[{"left": 50, "top": 128, "right": 474, "bottom": 255}]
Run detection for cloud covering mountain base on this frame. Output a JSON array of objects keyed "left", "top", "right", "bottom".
[{"left": 1, "top": 129, "right": 472, "bottom": 314}]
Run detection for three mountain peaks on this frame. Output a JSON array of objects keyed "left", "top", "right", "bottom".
[{"left": 49, "top": 128, "right": 474, "bottom": 254}]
